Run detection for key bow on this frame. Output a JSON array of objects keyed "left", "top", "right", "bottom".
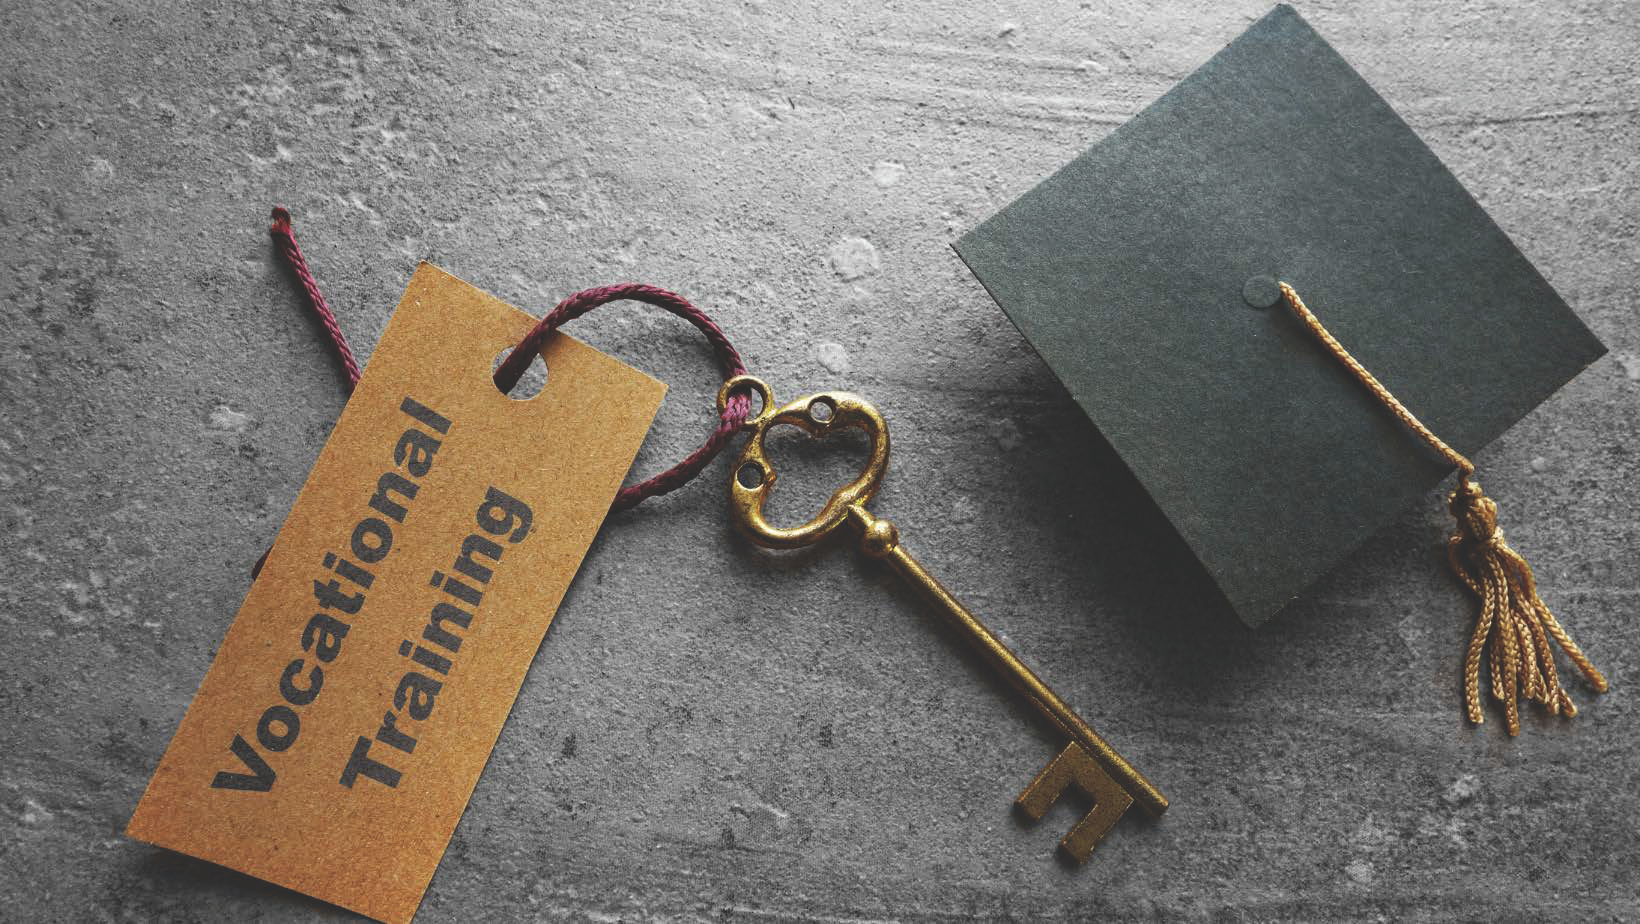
[{"left": 718, "top": 375, "right": 890, "bottom": 550}]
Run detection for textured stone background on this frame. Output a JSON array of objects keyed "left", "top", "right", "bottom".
[{"left": 3, "top": 1, "right": 1637, "bottom": 921}]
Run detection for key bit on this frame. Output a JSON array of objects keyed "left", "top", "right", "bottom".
[{"left": 718, "top": 375, "right": 1168, "bottom": 862}]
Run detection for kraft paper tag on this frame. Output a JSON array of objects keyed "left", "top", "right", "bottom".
[{"left": 127, "top": 263, "right": 666, "bottom": 923}]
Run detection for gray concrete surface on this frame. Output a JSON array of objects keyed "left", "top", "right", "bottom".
[{"left": 4, "top": 1, "right": 1638, "bottom": 921}]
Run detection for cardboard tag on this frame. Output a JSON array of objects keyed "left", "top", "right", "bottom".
[{"left": 127, "top": 264, "right": 666, "bottom": 923}]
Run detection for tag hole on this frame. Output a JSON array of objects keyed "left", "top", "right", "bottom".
[
  {"left": 737, "top": 461, "right": 766, "bottom": 489},
  {"left": 492, "top": 347, "right": 549, "bottom": 400},
  {"left": 809, "top": 398, "right": 835, "bottom": 423}
]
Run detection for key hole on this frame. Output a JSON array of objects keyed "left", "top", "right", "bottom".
[
  {"left": 808, "top": 397, "right": 835, "bottom": 424},
  {"left": 492, "top": 347, "right": 549, "bottom": 400},
  {"left": 756, "top": 421, "right": 872, "bottom": 528},
  {"left": 737, "top": 461, "right": 766, "bottom": 489}
]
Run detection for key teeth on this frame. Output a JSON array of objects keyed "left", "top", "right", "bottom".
[{"left": 1015, "top": 742, "right": 1135, "bottom": 863}]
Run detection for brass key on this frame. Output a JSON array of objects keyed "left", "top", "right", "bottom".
[{"left": 718, "top": 376, "right": 1168, "bottom": 861}]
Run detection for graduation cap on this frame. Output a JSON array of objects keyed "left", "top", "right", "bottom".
[{"left": 954, "top": 5, "right": 1608, "bottom": 733}]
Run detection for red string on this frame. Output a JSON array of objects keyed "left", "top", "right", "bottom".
[
  {"left": 495, "top": 284, "right": 755, "bottom": 511},
  {"left": 268, "top": 207, "right": 752, "bottom": 513},
  {"left": 270, "top": 207, "right": 362, "bottom": 388}
]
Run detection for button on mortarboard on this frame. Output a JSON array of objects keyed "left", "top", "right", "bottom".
[{"left": 954, "top": 4, "right": 1605, "bottom": 628}]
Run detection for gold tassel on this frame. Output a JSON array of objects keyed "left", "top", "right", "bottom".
[
  {"left": 1447, "top": 478, "right": 1607, "bottom": 734},
  {"left": 1278, "top": 283, "right": 1607, "bottom": 733}
]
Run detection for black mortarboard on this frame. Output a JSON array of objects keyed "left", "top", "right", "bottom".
[{"left": 955, "top": 5, "right": 1606, "bottom": 633}]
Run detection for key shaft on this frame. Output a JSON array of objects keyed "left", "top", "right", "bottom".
[{"left": 849, "top": 505, "right": 1169, "bottom": 817}]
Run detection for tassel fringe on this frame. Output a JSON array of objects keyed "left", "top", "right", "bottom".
[{"left": 1448, "top": 479, "right": 1607, "bottom": 735}]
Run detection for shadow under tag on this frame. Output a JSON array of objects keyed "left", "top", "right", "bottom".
[
  {"left": 954, "top": 4, "right": 1605, "bottom": 627},
  {"left": 127, "top": 264, "right": 666, "bottom": 924}
]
